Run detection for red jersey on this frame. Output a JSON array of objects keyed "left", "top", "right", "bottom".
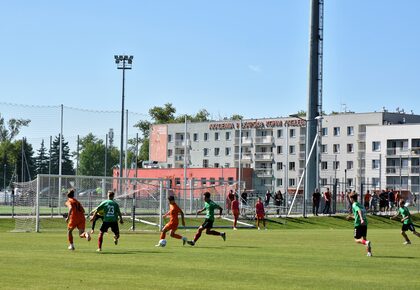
[
  {"left": 255, "top": 201, "right": 265, "bottom": 215},
  {"left": 231, "top": 200, "right": 239, "bottom": 211}
]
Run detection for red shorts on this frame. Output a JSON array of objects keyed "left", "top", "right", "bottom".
[
  {"left": 163, "top": 222, "right": 179, "bottom": 232},
  {"left": 68, "top": 218, "right": 86, "bottom": 230},
  {"left": 232, "top": 209, "right": 239, "bottom": 218},
  {"left": 256, "top": 213, "right": 265, "bottom": 219}
]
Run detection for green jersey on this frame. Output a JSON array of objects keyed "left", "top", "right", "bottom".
[
  {"left": 96, "top": 199, "right": 121, "bottom": 222},
  {"left": 352, "top": 202, "right": 368, "bottom": 227},
  {"left": 205, "top": 200, "right": 220, "bottom": 221},
  {"left": 399, "top": 206, "right": 412, "bottom": 225}
]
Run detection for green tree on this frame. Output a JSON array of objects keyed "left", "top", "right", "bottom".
[
  {"left": 35, "top": 139, "right": 49, "bottom": 175},
  {"left": 50, "top": 135, "right": 75, "bottom": 175},
  {"left": 0, "top": 113, "right": 30, "bottom": 142},
  {"left": 78, "top": 133, "right": 120, "bottom": 177},
  {"left": 14, "top": 138, "right": 36, "bottom": 182}
]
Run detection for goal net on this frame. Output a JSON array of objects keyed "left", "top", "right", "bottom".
[{"left": 12, "top": 174, "right": 167, "bottom": 233}]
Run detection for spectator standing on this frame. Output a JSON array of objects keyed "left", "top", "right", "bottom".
[
  {"left": 370, "top": 191, "right": 379, "bottom": 214},
  {"left": 274, "top": 190, "right": 283, "bottom": 217},
  {"left": 312, "top": 188, "right": 321, "bottom": 216},
  {"left": 364, "top": 190, "right": 372, "bottom": 211},
  {"left": 264, "top": 190, "right": 273, "bottom": 207},
  {"left": 322, "top": 188, "right": 332, "bottom": 215},
  {"left": 240, "top": 190, "right": 248, "bottom": 216}
]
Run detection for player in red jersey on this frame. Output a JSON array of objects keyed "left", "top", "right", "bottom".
[
  {"left": 156, "top": 196, "right": 187, "bottom": 246},
  {"left": 65, "top": 189, "right": 90, "bottom": 250}
]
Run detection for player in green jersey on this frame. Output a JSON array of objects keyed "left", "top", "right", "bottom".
[
  {"left": 390, "top": 199, "right": 420, "bottom": 245},
  {"left": 187, "top": 192, "right": 226, "bottom": 246},
  {"left": 90, "top": 191, "right": 123, "bottom": 252},
  {"left": 347, "top": 193, "right": 372, "bottom": 256}
]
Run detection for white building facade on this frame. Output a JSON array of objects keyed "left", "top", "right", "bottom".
[{"left": 149, "top": 111, "right": 420, "bottom": 194}]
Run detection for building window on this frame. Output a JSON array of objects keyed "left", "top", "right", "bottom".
[
  {"left": 289, "top": 145, "right": 295, "bottom": 154},
  {"left": 167, "top": 149, "right": 173, "bottom": 157},
  {"left": 372, "top": 178, "right": 380, "bottom": 187},
  {"left": 204, "top": 133, "right": 208, "bottom": 141},
  {"left": 219, "top": 177, "right": 224, "bottom": 185},
  {"left": 228, "top": 177, "right": 234, "bottom": 185},
  {"left": 347, "top": 126, "right": 354, "bottom": 136},
  {"left": 201, "top": 178, "right": 206, "bottom": 185},
  {"left": 225, "top": 131, "right": 231, "bottom": 140},
  {"left": 203, "top": 148, "right": 209, "bottom": 156},
  {"left": 372, "top": 160, "right": 380, "bottom": 169},
  {"left": 321, "top": 127, "right": 328, "bottom": 136},
  {"left": 225, "top": 147, "right": 231, "bottom": 156},
  {"left": 214, "top": 148, "right": 220, "bottom": 156},
  {"left": 333, "top": 127, "right": 340, "bottom": 136},
  {"left": 225, "top": 163, "right": 230, "bottom": 168},
  {"left": 333, "top": 161, "right": 340, "bottom": 170},
  {"left": 175, "top": 178, "right": 181, "bottom": 186},
  {"left": 193, "top": 133, "right": 198, "bottom": 142},
  {"left": 203, "top": 159, "right": 209, "bottom": 168},
  {"left": 210, "top": 178, "right": 215, "bottom": 185},
  {"left": 215, "top": 132, "right": 220, "bottom": 141},
  {"left": 277, "top": 162, "right": 284, "bottom": 170},
  {"left": 347, "top": 161, "right": 353, "bottom": 170},
  {"left": 167, "top": 164, "right": 172, "bottom": 168},
  {"left": 333, "top": 144, "right": 340, "bottom": 154},
  {"left": 289, "top": 162, "right": 295, "bottom": 171},
  {"left": 321, "top": 161, "right": 328, "bottom": 170},
  {"left": 214, "top": 163, "right": 220, "bottom": 168},
  {"left": 276, "top": 178, "right": 283, "bottom": 186},
  {"left": 290, "top": 129, "right": 296, "bottom": 138},
  {"left": 277, "top": 146, "right": 283, "bottom": 154},
  {"left": 321, "top": 178, "right": 327, "bottom": 186},
  {"left": 168, "top": 134, "right": 172, "bottom": 142},
  {"left": 347, "top": 178, "right": 353, "bottom": 188},
  {"left": 277, "top": 129, "right": 283, "bottom": 138},
  {"left": 372, "top": 141, "right": 381, "bottom": 151},
  {"left": 321, "top": 144, "right": 328, "bottom": 153},
  {"left": 347, "top": 144, "right": 354, "bottom": 153},
  {"left": 289, "top": 178, "right": 296, "bottom": 187}
]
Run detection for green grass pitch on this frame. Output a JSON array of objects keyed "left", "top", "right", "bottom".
[{"left": 1, "top": 215, "right": 420, "bottom": 290}]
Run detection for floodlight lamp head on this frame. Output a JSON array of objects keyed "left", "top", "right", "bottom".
[
  {"left": 128, "top": 59, "right": 132, "bottom": 64},
  {"left": 129, "top": 55, "right": 133, "bottom": 60},
  {"left": 119, "top": 55, "right": 124, "bottom": 60},
  {"left": 114, "top": 55, "right": 118, "bottom": 60},
  {"left": 123, "top": 55, "right": 128, "bottom": 60}
]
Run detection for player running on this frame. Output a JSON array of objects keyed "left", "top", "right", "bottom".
[
  {"left": 187, "top": 192, "right": 226, "bottom": 246},
  {"left": 90, "top": 209, "right": 104, "bottom": 234},
  {"left": 156, "top": 195, "right": 187, "bottom": 247},
  {"left": 390, "top": 199, "right": 420, "bottom": 245},
  {"left": 255, "top": 197, "right": 266, "bottom": 230},
  {"left": 65, "top": 189, "right": 91, "bottom": 250},
  {"left": 347, "top": 193, "right": 372, "bottom": 257},
  {"left": 91, "top": 191, "right": 123, "bottom": 252}
]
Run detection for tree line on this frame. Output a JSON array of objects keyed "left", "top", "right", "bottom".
[{"left": 0, "top": 105, "right": 242, "bottom": 188}]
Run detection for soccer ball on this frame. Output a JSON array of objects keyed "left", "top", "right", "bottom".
[{"left": 159, "top": 239, "right": 167, "bottom": 247}]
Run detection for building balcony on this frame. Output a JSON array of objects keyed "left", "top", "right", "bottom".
[
  {"left": 234, "top": 137, "right": 253, "bottom": 146},
  {"left": 254, "top": 136, "right": 273, "bottom": 145},
  {"left": 255, "top": 168, "right": 273, "bottom": 177},
  {"left": 174, "top": 140, "right": 190, "bottom": 148},
  {"left": 254, "top": 152, "right": 273, "bottom": 161},
  {"left": 386, "top": 147, "right": 410, "bottom": 156},
  {"left": 386, "top": 166, "right": 410, "bottom": 175},
  {"left": 174, "top": 154, "right": 190, "bottom": 163}
]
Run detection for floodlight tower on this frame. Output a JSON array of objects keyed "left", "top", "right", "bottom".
[
  {"left": 305, "top": 0, "right": 323, "bottom": 217},
  {"left": 114, "top": 55, "right": 133, "bottom": 195}
]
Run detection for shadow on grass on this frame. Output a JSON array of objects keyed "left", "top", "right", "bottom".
[
  {"left": 374, "top": 255, "right": 416, "bottom": 259},
  {"left": 98, "top": 250, "right": 171, "bottom": 255}
]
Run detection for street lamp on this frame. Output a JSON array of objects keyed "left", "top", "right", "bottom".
[{"left": 114, "top": 55, "right": 133, "bottom": 195}]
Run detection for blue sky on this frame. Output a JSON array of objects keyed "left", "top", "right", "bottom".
[{"left": 1, "top": 0, "right": 420, "bottom": 123}]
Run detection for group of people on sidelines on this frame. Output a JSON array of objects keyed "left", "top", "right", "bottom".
[{"left": 65, "top": 187, "right": 420, "bottom": 257}]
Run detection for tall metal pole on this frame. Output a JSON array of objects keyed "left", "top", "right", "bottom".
[
  {"left": 125, "top": 109, "right": 128, "bottom": 178},
  {"left": 238, "top": 119, "right": 242, "bottom": 195},
  {"left": 104, "top": 133, "right": 108, "bottom": 177},
  {"left": 305, "top": 0, "right": 323, "bottom": 218},
  {"left": 183, "top": 115, "right": 188, "bottom": 211},
  {"left": 285, "top": 123, "right": 289, "bottom": 212},
  {"left": 58, "top": 104, "right": 63, "bottom": 214},
  {"left": 115, "top": 55, "right": 133, "bottom": 196},
  {"left": 119, "top": 61, "right": 125, "bottom": 196}
]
